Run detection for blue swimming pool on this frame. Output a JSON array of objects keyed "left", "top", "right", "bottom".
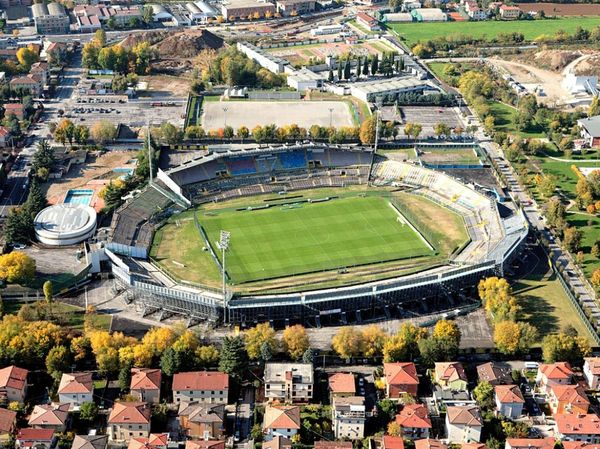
[
  {"left": 113, "top": 167, "right": 134, "bottom": 180},
  {"left": 64, "top": 189, "right": 94, "bottom": 206}
]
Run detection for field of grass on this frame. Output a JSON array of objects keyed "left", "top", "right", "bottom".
[
  {"left": 420, "top": 148, "right": 481, "bottom": 164},
  {"left": 387, "top": 17, "right": 600, "bottom": 46},
  {"left": 535, "top": 158, "right": 600, "bottom": 199},
  {"left": 201, "top": 196, "right": 434, "bottom": 284},
  {"left": 488, "top": 101, "right": 546, "bottom": 138}
]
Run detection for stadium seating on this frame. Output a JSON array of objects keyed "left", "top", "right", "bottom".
[
  {"left": 226, "top": 157, "right": 257, "bottom": 176},
  {"left": 278, "top": 151, "right": 307, "bottom": 170}
]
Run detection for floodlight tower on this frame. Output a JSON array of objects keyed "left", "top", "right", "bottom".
[{"left": 219, "top": 230, "right": 231, "bottom": 323}]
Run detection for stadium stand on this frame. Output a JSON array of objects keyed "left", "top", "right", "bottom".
[{"left": 226, "top": 157, "right": 257, "bottom": 176}]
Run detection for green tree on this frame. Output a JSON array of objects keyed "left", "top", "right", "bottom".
[
  {"left": 45, "top": 345, "right": 71, "bottom": 382},
  {"left": 473, "top": 380, "right": 495, "bottom": 410},
  {"left": 219, "top": 335, "right": 248, "bottom": 379},
  {"left": 159, "top": 122, "right": 183, "bottom": 144},
  {"left": 118, "top": 363, "right": 132, "bottom": 392},
  {"left": 94, "top": 29, "right": 106, "bottom": 46},
  {"left": 542, "top": 331, "right": 591, "bottom": 365},
  {"left": 142, "top": 5, "right": 154, "bottom": 24},
  {"left": 302, "top": 348, "right": 314, "bottom": 364},
  {"left": 79, "top": 402, "right": 99, "bottom": 422},
  {"left": 160, "top": 347, "right": 181, "bottom": 377},
  {"left": 24, "top": 180, "right": 47, "bottom": 217},
  {"left": 3, "top": 208, "right": 33, "bottom": 244},
  {"left": 590, "top": 95, "right": 600, "bottom": 118},
  {"left": 371, "top": 54, "right": 379, "bottom": 75},
  {"left": 43, "top": 280, "right": 53, "bottom": 303}
]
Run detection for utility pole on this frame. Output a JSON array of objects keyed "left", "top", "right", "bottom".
[
  {"left": 219, "top": 230, "right": 230, "bottom": 323},
  {"left": 223, "top": 107, "right": 228, "bottom": 128}
]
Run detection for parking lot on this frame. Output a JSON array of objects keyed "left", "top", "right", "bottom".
[{"left": 400, "top": 106, "right": 464, "bottom": 136}]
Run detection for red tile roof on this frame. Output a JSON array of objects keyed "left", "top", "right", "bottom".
[
  {"left": 495, "top": 385, "right": 525, "bottom": 404},
  {"left": 506, "top": 438, "right": 556, "bottom": 449},
  {"left": 28, "top": 403, "right": 69, "bottom": 426},
  {"left": 173, "top": 371, "right": 229, "bottom": 391},
  {"left": 0, "top": 408, "right": 16, "bottom": 434},
  {"left": 128, "top": 433, "right": 168, "bottom": 449},
  {"left": 17, "top": 428, "right": 55, "bottom": 441},
  {"left": 415, "top": 440, "right": 447, "bottom": 449},
  {"left": 185, "top": 441, "right": 225, "bottom": 449},
  {"left": 314, "top": 442, "right": 353, "bottom": 449},
  {"left": 461, "top": 445, "right": 487, "bottom": 449},
  {"left": 328, "top": 373, "right": 355, "bottom": 394},
  {"left": 384, "top": 363, "right": 418, "bottom": 386},
  {"left": 108, "top": 402, "right": 151, "bottom": 425},
  {"left": 0, "top": 366, "right": 27, "bottom": 391},
  {"left": 446, "top": 406, "right": 483, "bottom": 426},
  {"left": 382, "top": 436, "right": 404, "bottom": 449},
  {"left": 540, "top": 362, "right": 573, "bottom": 380},
  {"left": 585, "top": 357, "right": 600, "bottom": 375},
  {"left": 131, "top": 368, "right": 161, "bottom": 391},
  {"left": 263, "top": 405, "right": 301, "bottom": 430},
  {"left": 396, "top": 404, "right": 432, "bottom": 429},
  {"left": 435, "top": 362, "right": 467, "bottom": 383},
  {"left": 556, "top": 413, "right": 600, "bottom": 435},
  {"left": 550, "top": 384, "right": 590, "bottom": 407},
  {"left": 58, "top": 372, "right": 93, "bottom": 394}
]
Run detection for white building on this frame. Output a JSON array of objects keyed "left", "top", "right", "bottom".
[
  {"left": 237, "top": 42, "right": 289, "bottom": 74},
  {"left": 287, "top": 68, "right": 324, "bottom": 92},
  {"left": 263, "top": 405, "right": 300, "bottom": 441},
  {"left": 494, "top": 385, "right": 524, "bottom": 419},
  {"left": 58, "top": 372, "right": 94, "bottom": 407},
  {"left": 555, "top": 413, "right": 600, "bottom": 443},
  {"left": 445, "top": 406, "right": 482, "bottom": 443},
  {"left": 350, "top": 77, "right": 437, "bottom": 103},
  {"left": 265, "top": 363, "right": 313, "bottom": 403},
  {"left": 332, "top": 396, "right": 366, "bottom": 440},
  {"left": 584, "top": 358, "right": 600, "bottom": 389},
  {"left": 172, "top": 372, "right": 229, "bottom": 404},
  {"left": 563, "top": 73, "right": 599, "bottom": 96},
  {"left": 311, "top": 24, "right": 344, "bottom": 36}
]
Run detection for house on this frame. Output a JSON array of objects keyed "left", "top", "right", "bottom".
[
  {"left": 462, "top": 445, "right": 487, "bottom": 449},
  {"left": 275, "top": 0, "right": 315, "bottom": 16},
  {"left": 415, "top": 439, "right": 447, "bottom": 449},
  {"left": 564, "top": 443, "right": 600, "bottom": 449},
  {"left": 29, "top": 62, "right": 49, "bottom": 85},
  {"left": 383, "top": 362, "right": 419, "bottom": 399},
  {"left": 178, "top": 402, "right": 225, "bottom": 439},
  {"left": 16, "top": 429, "right": 55, "bottom": 449},
  {"left": 185, "top": 441, "right": 225, "bottom": 449},
  {"left": 263, "top": 405, "right": 301, "bottom": 441},
  {"left": 578, "top": 116, "right": 600, "bottom": 148},
  {"left": 555, "top": 413, "right": 600, "bottom": 443},
  {"left": 494, "top": 385, "right": 524, "bottom": 419},
  {"left": 382, "top": 436, "right": 404, "bottom": 449},
  {"left": 548, "top": 384, "right": 590, "bottom": 415},
  {"left": 584, "top": 358, "right": 600, "bottom": 389},
  {"left": 130, "top": 368, "right": 161, "bottom": 404},
  {"left": 173, "top": 371, "right": 229, "bottom": 404},
  {"left": 28, "top": 403, "right": 70, "bottom": 431},
  {"left": 263, "top": 436, "right": 292, "bottom": 449},
  {"left": 71, "top": 435, "right": 108, "bottom": 449},
  {"left": 394, "top": 403, "right": 431, "bottom": 439},
  {"left": 505, "top": 438, "right": 556, "bottom": 449},
  {"left": 9, "top": 75, "right": 42, "bottom": 96},
  {"left": 356, "top": 12, "right": 380, "bottom": 31},
  {"left": 477, "top": 362, "right": 512, "bottom": 386},
  {"left": 315, "top": 442, "right": 353, "bottom": 449},
  {"left": 107, "top": 402, "right": 151, "bottom": 442},
  {"left": 3, "top": 103, "right": 25, "bottom": 120},
  {"left": 434, "top": 362, "right": 468, "bottom": 391},
  {"left": 0, "top": 365, "right": 28, "bottom": 402},
  {"left": 329, "top": 373, "right": 355, "bottom": 399},
  {"left": 0, "top": 408, "right": 17, "bottom": 442},
  {"left": 0, "top": 127, "right": 10, "bottom": 148},
  {"left": 445, "top": 406, "right": 483, "bottom": 443},
  {"left": 58, "top": 372, "right": 93, "bottom": 407},
  {"left": 264, "top": 363, "right": 313, "bottom": 403},
  {"left": 499, "top": 4, "right": 520, "bottom": 19},
  {"left": 468, "top": 7, "right": 487, "bottom": 20},
  {"left": 332, "top": 396, "right": 366, "bottom": 440},
  {"left": 128, "top": 433, "right": 168, "bottom": 449},
  {"left": 536, "top": 362, "right": 573, "bottom": 392}
]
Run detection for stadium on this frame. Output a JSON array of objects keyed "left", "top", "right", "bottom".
[{"left": 105, "top": 142, "right": 528, "bottom": 327}]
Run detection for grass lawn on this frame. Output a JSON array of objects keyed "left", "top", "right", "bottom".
[
  {"left": 535, "top": 158, "right": 600, "bottom": 199},
  {"left": 489, "top": 101, "right": 546, "bottom": 138},
  {"left": 566, "top": 212, "right": 600, "bottom": 278},
  {"left": 420, "top": 148, "right": 481, "bottom": 164},
  {"left": 201, "top": 196, "right": 434, "bottom": 283},
  {"left": 387, "top": 17, "right": 600, "bottom": 46}
]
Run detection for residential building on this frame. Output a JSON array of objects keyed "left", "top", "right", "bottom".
[
  {"left": 0, "top": 408, "right": 17, "bottom": 442},
  {"left": 220, "top": 0, "right": 277, "bottom": 21},
  {"left": 107, "top": 402, "right": 151, "bottom": 442},
  {"left": 275, "top": 0, "right": 315, "bottom": 16},
  {"left": 315, "top": 442, "right": 353, "bottom": 449},
  {"left": 356, "top": 12, "right": 380, "bottom": 31},
  {"left": 555, "top": 414, "right": 600, "bottom": 443},
  {"left": 415, "top": 440, "right": 447, "bottom": 449},
  {"left": 31, "top": 2, "right": 70, "bottom": 34},
  {"left": 585, "top": 358, "right": 600, "bottom": 389},
  {"left": 505, "top": 438, "right": 556, "bottom": 449},
  {"left": 445, "top": 406, "right": 483, "bottom": 443},
  {"left": 578, "top": 116, "right": 600, "bottom": 148},
  {"left": 395, "top": 404, "right": 431, "bottom": 440},
  {"left": 564, "top": 443, "right": 600, "bottom": 449},
  {"left": 435, "top": 362, "right": 468, "bottom": 391},
  {"left": 178, "top": 402, "right": 225, "bottom": 439},
  {"left": 29, "top": 62, "right": 49, "bottom": 85},
  {"left": 468, "top": 7, "right": 487, "bottom": 20},
  {"left": 9, "top": 76, "right": 42, "bottom": 96},
  {"left": 130, "top": 368, "right": 161, "bottom": 404},
  {"left": 494, "top": 385, "right": 524, "bottom": 419},
  {"left": 0, "top": 127, "right": 9, "bottom": 148},
  {"left": 264, "top": 363, "right": 313, "bottom": 403},
  {"left": 536, "top": 362, "right": 573, "bottom": 392},
  {"left": 332, "top": 396, "right": 366, "bottom": 440},
  {"left": 0, "top": 365, "right": 28, "bottom": 402},
  {"left": 462, "top": 445, "right": 487, "bottom": 449},
  {"left": 383, "top": 362, "right": 419, "bottom": 399},
  {"left": 382, "top": 436, "right": 404, "bottom": 449},
  {"left": 71, "top": 435, "right": 108, "bottom": 449},
  {"left": 499, "top": 4, "right": 520, "bottom": 19},
  {"left": 185, "top": 441, "right": 225, "bottom": 449},
  {"left": 3, "top": 103, "right": 25, "bottom": 120},
  {"left": 548, "top": 384, "right": 590, "bottom": 415},
  {"left": 16, "top": 429, "right": 55, "bottom": 449},
  {"left": 263, "top": 436, "right": 292, "bottom": 449},
  {"left": 237, "top": 42, "right": 289, "bottom": 75},
  {"left": 263, "top": 405, "right": 301, "bottom": 441},
  {"left": 128, "top": 433, "right": 168, "bottom": 449},
  {"left": 28, "top": 403, "right": 70, "bottom": 431},
  {"left": 58, "top": 372, "right": 94, "bottom": 407},
  {"left": 329, "top": 373, "right": 356, "bottom": 399},
  {"left": 172, "top": 371, "right": 229, "bottom": 404},
  {"left": 477, "top": 362, "right": 512, "bottom": 386}
]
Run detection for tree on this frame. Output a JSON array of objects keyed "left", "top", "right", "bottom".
[
  {"left": 434, "top": 123, "right": 451, "bottom": 138},
  {"left": 371, "top": 54, "right": 379, "bottom": 75},
  {"left": 363, "top": 58, "right": 369, "bottom": 77},
  {"left": 159, "top": 122, "right": 183, "bottom": 145},
  {"left": 16, "top": 47, "right": 38, "bottom": 71},
  {"left": 219, "top": 335, "right": 248, "bottom": 379},
  {"left": 24, "top": 180, "right": 47, "bottom": 217},
  {"left": 432, "top": 319, "right": 460, "bottom": 344},
  {"left": 343, "top": 60, "right": 351, "bottom": 80},
  {"left": 43, "top": 280, "right": 53, "bottom": 303},
  {"left": 494, "top": 321, "right": 538, "bottom": 355},
  {"left": 563, "top": 226, "right": 582, "bottom": 253},
  {"left": 404, "top": 123, "right": 422, "bottom": 141},
  {"left": 118, "top": 363, "right": 132, "bottom": 392},
  {"left": 383, "top": 323, "right": 426, "bottom": 362},
  {"left": 94, "top": 29, "right": 106, "bottom": 46},
  {"left": 328, "top": 69, "right": 333, "bottom": 82},
  {"left": 244, "top": 322, "right": 277, "bottom": 360},
  {"left": 142, "top": 5, "right": 154, "bottom": 24},
  {"left": 238, "top": 126, "right": 249, "bottom": 140},
  {"left": 387, "top": 421, "right": 402, "bottom": 437},
  {"left": 546, "top": 197, "right": 567, "bottom": 230},
  {"left": 0, "top": 251, "right": 35, "bottom": 284},
  {"left": 131, "top": 42, "right": 153, "bottom": 75},
  {"left": 282, "top": 325, "right": 309, "bottom": 360},
  {"left": 160, "top": 347, "right": 181, "bottom": 377},
  {"left": 79, "top": 401, "right": 98, "bottom": 422},
  {"left": 361, "top": 324, "right": 386, "bottom": 358},
  {"left": 478, "top": 277, "right": 521, "bottom": 324},
  {"left": 74, "top": 125, "right": 89, "bottom": 145},
  {"left": 359, "top": 115, "right": 377, "bottom": 145},
  {"left": 302, "top": 348, "right": 314, "bottom": 364},
  {"left": 196, "top": 345, "right": 220, "bottom": 368},
  {"left": 332, "top": 327, "right": 364, "bottom": 361},
  {"left": 542, "top": 331, "right": 591, "bottom": 365},
  {"left": 259, "top": 341, "right": 273, "bottom": 362},
  {"left": 45, "top": 345, "right": 71, "bottom": 382},
  {"left": 589, "top": 95, "right": 600, "bottom": 118},
  {"left": 473, "top": 380, "right": 494, "bottom": 410},
  {"left": 3, "top": 208, "right": 33, "bottom": 244},
  {"left": 91, "top": 121, "right": 117, "bottom": 144}
]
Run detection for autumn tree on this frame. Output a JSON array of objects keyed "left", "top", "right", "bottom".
[
  {"left": 433, "top": 123, "right": 451, "bottom": 138},
  {"left": 404, "top": 122, "right": 423, "bottom": 141},
  {"left": 332, "top": 327, "right": 364, "bottom": 361},
  {"left": 282, "top": 325, "right": 309, "bottom": 361},
  {"left": 387, "top": 421, "right": 402, "bottom": 437},
  {"left": 0, "top": 252, "right": 35, "bottom": 284},
  {"left": 383, "top": 322, "right": 426, "bottom": 362},
  {"left": 359, "top": 115, "right": 377, "bottom": 145},
  {"left": 563, "top": 226, "right": 582, "bottom": 253},
  {"left": 473, "top": 380, "right": 494, "bottom": 410},
  {"left": 16, "top": 47, "right": 38, "bottom": 71},
  {"left": 43, "top": 280, "right": 53, "bottom": 303},
  {"left": 494, "top": 321, "right": 537, "bottom": 355},
  {"left": 542, "top": 331, "right": 591, "bottom": 366},
  {"left": 45, "top": 345, "right": 71, "bottom": 382},
  {"left": 478, "top": 277, "right": 521, "bottom": 324},
  {"left": 589, "top": 95, "right": 600, "bottom": 118},
  {"left": 361, "top": 324, "right": 387, "bottom": 358},
  {"left": 546, "top": 197, "right": 567, "bottom": 230},
  {"left": 90, "top": 121, "right": 117, "bottom": 144},
  {"left": 245, "top": 322, "right": 278, "bottom": 361},
  {"left": 419, "top": 319, "right": 461, "bottom": 365}
]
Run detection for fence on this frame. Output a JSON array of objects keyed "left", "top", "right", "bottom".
[{"left": 193, "top": 211, "right": 229, "bottom": 282}]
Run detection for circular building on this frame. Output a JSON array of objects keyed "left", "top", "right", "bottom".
[{"left": 34, "top": 204, "right": 97, "bottom": 246}]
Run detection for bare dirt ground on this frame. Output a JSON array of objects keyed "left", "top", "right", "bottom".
[
  {"left": 516, "top": 2, "right": 600, "bottom": 15},
  {"left": 142, "top": 75, "right": 192, "bottom": 97},
  {"left": 44, "top": 151, "right": 137, "bottom": 205}
]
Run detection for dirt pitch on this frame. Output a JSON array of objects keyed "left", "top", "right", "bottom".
[
  {"left": 516, "top": 2, "right": 600, "bottom": 15},
  {"left": 201, "top": 100, "right": 355, "bottom": 130}
]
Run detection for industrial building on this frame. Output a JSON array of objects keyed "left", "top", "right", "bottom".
[
  {"left": 220, "top": 0, "right": 277, "bottom": 21},
  {"left": 150, "top": 4, "right": 173, "bottom": 21},
  {"left": 32, "top": 2, "right": 70, "bottom": 34},
  {"left": 349, "top": 77, "right": 438, "bottom": 103},
  {"left": 411, "top": 8, "right": 447, "bottom": 21},
  {"left": 236, "top": 42, "right": 289, "bottom": 74},
  {"left": 287, "top": 68, "right": 324, "bottom": 92},
  {"left": 275, "top": 0, "right": 316, "bottom": 16}
]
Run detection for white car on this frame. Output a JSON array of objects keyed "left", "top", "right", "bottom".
[{"left": 12, "top": 243, "right": 26, "bottom": 250}]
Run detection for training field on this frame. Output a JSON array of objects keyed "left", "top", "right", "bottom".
[
  {"left": 201, "top": 100, "right": 355, "bottom": 130},
  {"left": 387, "top": 17, "right": 600, "bottom": 46},
  {"left": 201, "top": 196, "right": 434, "bottom": 283}
]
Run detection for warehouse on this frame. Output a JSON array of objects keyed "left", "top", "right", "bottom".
[
  {"left": 350, "top": 77, "right": 438, "bottom": 103},
  {"left": 411, "top": 7, "right": 447, "bottom": 21},
  {"left": 32, "top": 2, "right": 70, "bottom": 34},
  {"left": 287, "top": 68, "right": 324, "bottom": 92},
  {"left": 221, "top": 0, "right": 276, "bottom": 21}
]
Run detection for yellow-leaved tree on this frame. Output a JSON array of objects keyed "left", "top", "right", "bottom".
[
  {"left": 0, "top": 251, "right": 35, "bottom": 284},
  {"left": 282, "top": 324, "right": 309, "bottom": 361}
]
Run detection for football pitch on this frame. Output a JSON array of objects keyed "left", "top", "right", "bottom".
[{"left": 198, "top": 196, "right": 434, "bottom": 284}]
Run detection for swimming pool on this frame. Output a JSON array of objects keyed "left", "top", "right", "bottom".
[
  {"left": 64, "top": 189, "right": 94, "bottom": 206},
  {"left": 113, "top": 167, "right": 134, "bottom": 180}
]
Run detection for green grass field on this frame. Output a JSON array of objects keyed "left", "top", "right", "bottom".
[
  {"left": 200, "top": 196, "right": 434, "bottom": 284},
  {"left": 489, "top": 101, "right": 546, "bottom": 138},
  {"left": 387, "top": 17, "right": 600, "bottom": 46}
]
